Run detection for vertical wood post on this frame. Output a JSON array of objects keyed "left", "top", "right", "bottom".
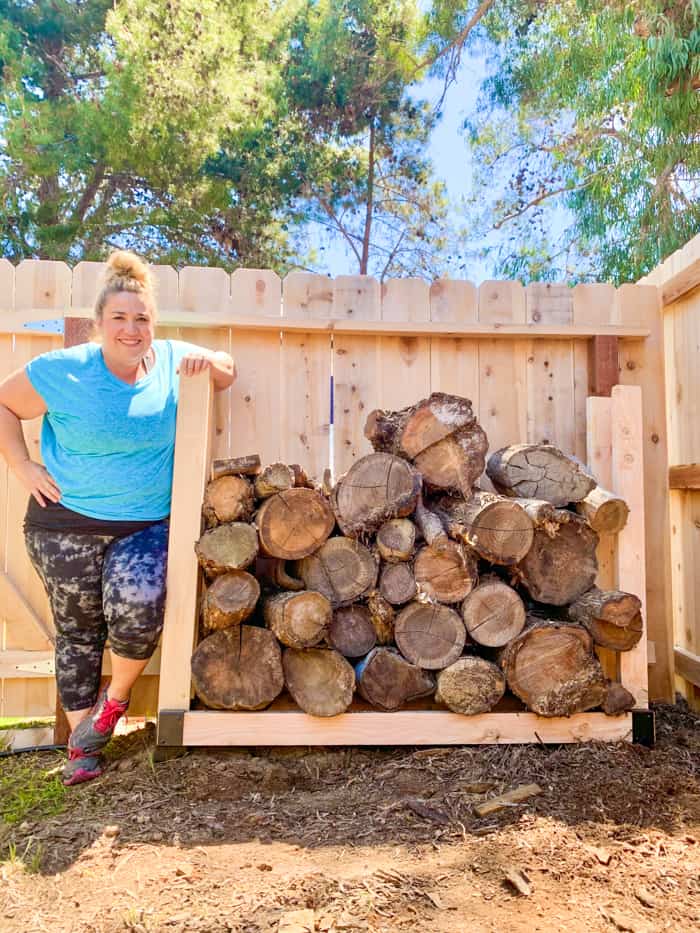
[{"left": 588, "top": 336, "right": 619, "bottom": 397}]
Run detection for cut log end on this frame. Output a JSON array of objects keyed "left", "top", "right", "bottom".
[
  {"left": 328, "top": 605, "right": 377, "bottom": 658},
  {"left": 202, "top": 570, "right": 260, "bottom": 633},
  {"left": 568, "top": 587, "right": 643, "bottom": 651},
  {"left": 257, "top": 487, "right": 335, "bottom": 559},
  {"left": 297, "top": 537, "right": 378, "bottom": 607},
  {"left": 263, "top": 590, "right": 331, "bottom": 649},
  {"left": 461, "top": 579, "right": 526, "bottom": 647},
  {"left": 196, "top": 523, "right": 259, "bottom": 578},
  {"left": 436, "top": 657, "right": 506, "bottom": 715},
  {"left": 414, "top": 541, "right": 478, "bottom": 604},
  {"left": 356, "top": 646, "right": 435, "bottom": 711},
  {"left": 191, "top": 626, "right": 283, "bottom": 710},
  {"left": 394, "top": 601, "right": 466, "bottom": 669},
  {"left": 283, "top": 648, "right": 355, "bottom": 717}
]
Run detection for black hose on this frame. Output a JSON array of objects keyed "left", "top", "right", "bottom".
[{"left": 0, "top": 744, "right": 66, "bottom": 758}]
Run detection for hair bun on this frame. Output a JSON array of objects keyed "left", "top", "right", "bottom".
[{"left": 104, "top": 250, "right": 151, "bottom": 289}]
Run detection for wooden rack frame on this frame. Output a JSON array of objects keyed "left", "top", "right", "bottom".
[{"left": 156, "top": 373, "right": 649, "bottom": 749}]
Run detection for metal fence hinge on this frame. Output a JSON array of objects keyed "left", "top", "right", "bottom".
[{"left": 22, "top": 318, "right": 65, "bottom": 335}]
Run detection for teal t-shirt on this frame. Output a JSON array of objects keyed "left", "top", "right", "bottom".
[{"left": 25, "top": 339, "right": 200, "bottom": 521}]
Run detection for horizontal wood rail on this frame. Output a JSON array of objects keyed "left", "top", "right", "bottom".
[
  {"left": 0, "top": 308, "right": 651, "bottom": 340},
  {"left": 674, "top": 647, "right": 700, "bottom": 689},
  {"left": 0, "top": 648, "right": 161, "bottom": 679},
  {"left": 668, "top": 464, "right": 700, "bottom": 489}
]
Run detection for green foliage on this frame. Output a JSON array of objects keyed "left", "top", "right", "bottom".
[
  {"left": 0, "top": 755, "right": 65, "bottom": 829},
  {"left": 467, "top": 0, "right": 700, "bottom": 283}
]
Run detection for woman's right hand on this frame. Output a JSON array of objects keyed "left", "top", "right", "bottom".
[{"left": 12, "top": 459, "right": 61, "bottom": 507}]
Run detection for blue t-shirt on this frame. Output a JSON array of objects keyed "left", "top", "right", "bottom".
[{"left": 25, "top": 339, "right": 200, "bottom": 521}]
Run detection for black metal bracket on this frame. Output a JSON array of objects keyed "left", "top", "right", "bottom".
[
  {"left": 632, "top": 708, "right": 655, "bottom": 747},
  {"left": 157, "top": 709, "right": 185, "bottom": 747}
]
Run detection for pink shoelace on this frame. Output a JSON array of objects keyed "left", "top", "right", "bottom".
[{"left": 93, "top": 696, "right": 128, "bottom": 735}]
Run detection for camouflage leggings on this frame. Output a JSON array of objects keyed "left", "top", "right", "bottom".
[{"left": 25, "top": 522, "right": 168, "bottom": 712}]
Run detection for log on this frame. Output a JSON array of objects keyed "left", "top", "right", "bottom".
[
  {"left": 282, "top": 648, "right": 355, "bottom": 717},
  {"left": 414, "top": 428, "right": 488, "bottom": 496},
  {"left": 498, "top": 620, "right": 607, "bottom": 717},
  {"left": 602, "top": 682, "right": 636, "bottom": 715},
  {"left": 355, "top": 646, "right": 435, "bottom": 711},
  {"left": 364, "top": 392, "right": 476, "bottom": 458},
  {"left": 461, "top": 578, "right": 526, "bottom": 647},
  {"left": 257, "top": 488, "right": 335, "bottom": 559},
  {"left": 394, "top": 602, "right": 466, "bottom": 669},
  {"left": 211, "top": 454, "right": 261, "bottom": 479},
  {"left": 297, "top": 537, "right": 378, "bottom": 607},
  {"left": 290, "top": 463, "right": 313, "bottom": 488},
  {"left": 435, "top": 657, "right": 506, "bottom": 715},
  {"left": 367, "top": 589, "right": 396, "bottom": 644},
  {"left": 513, "top": 497, "right": 570, "bottom": 529},
  {"left": 331, "top": 452, "right": 421, "bottom": 537},
  {"left": 254, "top": 556, "right": 305, "bottom": 591},
  {"left": 575, "top": 486, "right": 630, "bottom": 534},
  {"left": 379, "top": 562, "right": 417, "bottom": 606},
  {"left": 202, "top": 570, "right": 260, "bottom": 633},
  {"left": 254, "top": 462, "right": 295, "bottom": 499},
  {"left": 567, "top": 587, "right": 643, "bottom": 651},
  {"left": 433, "top": 491, "right": 534, "bottom": 565},
  {"left": 203, "top": 475, "right": 255, "bottom": 526},
  {"left": 376, "top": 518, "right": 416, "bottom": 562},
  {"left": 263, "top": 590, "right": 331, "bottom": 649},
  {"left": 486, "top": 444, "right": 596, "bottom": 505},
  {"left": 328, "top": 605, "right": 377, "bottom": 658},
  {"left": 514, "top": 513, "right": 598, "bottom": 605},
  {"left": 413, "top": 541, "right": 477, "bottom": 604},
  {"left": 414, "top": 493, "right": 448, "bottom": 548},
  {"left": 196, "top": 523, "right": 259, "bottom": 578},
  {"left": 191, "top": 626, "right": 283, "bottom": 710}
]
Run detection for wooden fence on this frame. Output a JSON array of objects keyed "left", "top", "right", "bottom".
[
  {"left": 0, "top": 258, "right": 674, "bottom": 724},
  {"left": 641, "top": 233, "right": 700, "bottom": 709}
]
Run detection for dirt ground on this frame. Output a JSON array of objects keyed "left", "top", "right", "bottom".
[{"left": 0, "top": 701, "right": 699, "bottom": 933}]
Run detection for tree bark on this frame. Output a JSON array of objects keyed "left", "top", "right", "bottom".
[
  {"left": 514, "top": 513, "right": 598, "bottom": 605},
  {"left": 487, "top": 444, "right": 596, "bottom": 505},
  {"left": 202, "top": 570, "right": 260, "bottom": 633},
  {"left": 196, "top": 523, "right": 259, "bottom": 578},
  {"left": 461, "top": 577, "right": 526, "bottom": 647},
  {"left": 413, "top": 541, "right": 478, "bottom": 604},
  {"left": 394, "top": 601, "right": 466, "bottom": 669},
  {"left": 567, "top": 587, "right": 643, "bottom": 651},
  {"left": 328, "top": 605, "right": 377, "bottom": 658},
  {"left": 433, "top": 491, "right": 534, "bottom": 564},
  {"left": 296, "top": 537, "right": 378, "bottom": 607},
  {"left": 435, "top": 657, "right": 506, "bottom": 714},
  {"left": 263, "top": 590, "right": 332, "bottom": 649},
  {"left": 191, "top": 626, "right": 283, "bottom": 710},
  {"left": 257, "top": 488, "right": 335, "bottom": 559},
  {"left": 414, "top": 493, "right": 448, "bottom": 548},
  {"left": 498, "top": 620, "right": 607, "bottom": 717},
  {"left": 602, "top": 681, "right": 636, "bottom": 715},
  {"left": 211, "top": 455, "right": 261, "bottom": 480},
  {"left": 355, "top": 646, "right": 435, "bottom": 711},
  {"left": 283, "top": 648, "right": 355, "bottom": 717},
  {"left": 367, "top": 589, "right": 396, "bottom": 644}
]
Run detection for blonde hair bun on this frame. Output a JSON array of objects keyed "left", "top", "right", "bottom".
[{"left": 104, "top": 250, "right": 151, "bottom": 289}]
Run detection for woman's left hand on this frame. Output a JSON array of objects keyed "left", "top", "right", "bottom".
[{"left": 178, "top": 352, "right": 213, "bottom": 377}]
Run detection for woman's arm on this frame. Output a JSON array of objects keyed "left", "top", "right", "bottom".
[
  {"left": 0, "top": 369, "right": 61, "bottom": 506},
  {"left": 178, "top": 349, "right": 236, "bottom": 392}
]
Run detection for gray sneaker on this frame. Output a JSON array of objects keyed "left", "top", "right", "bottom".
[
  {"left": 63, "top": 748, "right": 104, "bottom": 786},
  {"left": 69, "top": 687, "right": 129, "bottom": 755}
]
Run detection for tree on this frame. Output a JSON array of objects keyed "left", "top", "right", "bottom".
[{"left": 465, "top": 0, "right": 700, "bottom": 283}]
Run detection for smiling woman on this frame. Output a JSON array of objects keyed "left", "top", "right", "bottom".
[{"left": 0, "top": 250, "right": 235, "bottom": 786}]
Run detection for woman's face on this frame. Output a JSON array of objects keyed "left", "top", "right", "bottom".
[{"left": 97, "top": 292, "right": 155, "bottom": 367}]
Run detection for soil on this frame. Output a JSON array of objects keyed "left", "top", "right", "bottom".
[{"left": 1, "top": 701, "right": 699, "bottom": 933}]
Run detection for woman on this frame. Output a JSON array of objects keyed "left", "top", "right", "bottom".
[{"left": 0, "top": 251, "right": 235, "bottom": 785}]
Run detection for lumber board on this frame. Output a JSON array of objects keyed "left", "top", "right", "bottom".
[
  {"left": 669, "top": 464, "right": 700, "bottom": 489},
  {"left": 429, "top": 280, "right": 480, "bottom": 422},
  {"left": 379, "top": 279, "right": 431, "bottom": 412},
  {"left": 639, "top": 233, "right": 700, "bottom": 305},
  {"left": 180, "top": 709, "right": 633, "bottom": 746},
  {"left": 674, "top": 646, "right": 700, "bottom": 689}
]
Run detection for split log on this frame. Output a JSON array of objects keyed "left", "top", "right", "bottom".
[
  {"left": 514, "top": 513, "right": 598, "bottom": 605},
  {"left": 413, "top": 541, "right": 477, "bottom": 604},
  {"left": 394, "top": 602, "right": 466, "bottom": 669},
  {"left": 498, "top": 620, "right": 607, "bottom": 717},
  {"left": 367, "top": 590, "right": 396, "bottom": 644},
  {"left": 567, "top": 587, "right": 643, "bottom": 651},
  {"left": 486, "top": 444, "right": 596, "bottom": 505},
  {"left": 364, "top": 392, "right": 478, "bottom": 458},
  {"left": 414, "top": 428, "right": 488, "bottom": 496},
  {"left": 435, "top": 657, "right": 506, "bottom": 715},
  {"left": 283, "top": 648, "right": 355, "bottom": 717},
  {"left": 263, "top": 590, "right": 331, "bottom": 649},
  {"left": 254, "top": 463, "right": 295, "bottom": 499},
  {"left": 331, "top": 452, "right": 421, "bottom": 536},
  {"left": 414, "top": 493, "right": 448, "bottom": 548},
  {"left": 297, "top": 537, "right": 378, "bottom": 607},
  {"left": 379, "top": 562, "right": 417, "bottom": 606},
  {"left": 191, "top": 626, "right": 283, "bottom": 710},
  {"left": 254, "top": 556, "right": 305, "bottom": 591},
  {"left": 202, "top": 571, "right": 260, "bottom": 633},
  {"left": 203, "top": 475, "right": 255, "bottom": 526},
  {"left": 355, "top": 647, "right": 435, "bottom": 711},
  {"left": 257, "top": 488, "right": 335, "bottom": 559},
  {"left": 433, "top": 491, "right": 534, "bottom": 565},
  {"left": 328, "top": 605, "right": 377, "bottom": 658},
  {"left": 576, "top": 486, "right": 630, "bottom": 534},
  {"left": 461, "top": 578, "right": 526, "bottom": 647},
  {"left": 376, "top": 518, "right": 416, "bottom": 562},
  {"left": 602, "top": 682, "right": 636, "bottom": 715},
  {"left": 196, "top": 523, "right": 259, "bottom": 578},
  {"left": 211, "top": 454, "right": 261, "bottom": 480}
]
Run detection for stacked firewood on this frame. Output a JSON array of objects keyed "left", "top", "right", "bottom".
[{"left": 191, "top": 393, "right": 641, "bottom": 719}]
